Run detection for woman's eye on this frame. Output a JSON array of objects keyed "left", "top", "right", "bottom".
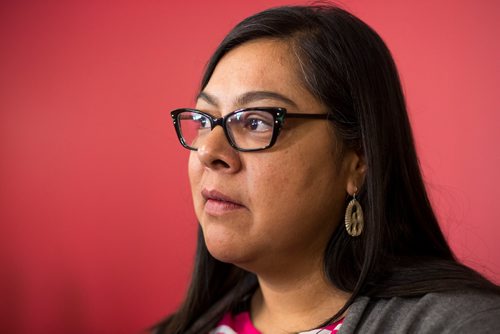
[
  {"left": 238, "top": 112, "right": 274, "bottom": 132},
  {"left": 245, "top": 118, "right": 272, "bottom": 132},
  {"left": 193, "top": 115, "right": 210, "bottom": 129}
]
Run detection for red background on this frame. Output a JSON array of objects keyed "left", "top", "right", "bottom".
[{"left": 1, "top": 1, "right": 499, "bottom": 333}]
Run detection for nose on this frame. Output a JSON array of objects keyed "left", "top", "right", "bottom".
[{"left": 196, "top": 126, "right": 242, "bottom": 173}]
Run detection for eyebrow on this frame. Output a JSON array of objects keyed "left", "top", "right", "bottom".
[{"left": 196, "top": 90, "right": 298, "bottom": 108}]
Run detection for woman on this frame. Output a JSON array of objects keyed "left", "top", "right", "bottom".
[{"left": 155, "top": 5, "right": 500, "bottom": 333}]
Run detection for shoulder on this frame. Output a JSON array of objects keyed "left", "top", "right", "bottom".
[{"left": 340, "top": 289, "right": 500, "bottom": 333}]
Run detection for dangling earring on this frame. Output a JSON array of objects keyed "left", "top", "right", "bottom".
[{"left": 345, "top": 189, "right": 364, "bottom": 237}]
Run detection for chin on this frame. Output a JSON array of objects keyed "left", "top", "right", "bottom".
[
  {"left": 204, "top": 236, "right": 256, "bottom": 268},
  {"left": 206, "top": 238, "right": 244, "bottom": 262}
]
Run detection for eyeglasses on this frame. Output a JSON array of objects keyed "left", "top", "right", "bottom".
[{"left": 171, "top": 107, "right": 330, "bottom": 152}]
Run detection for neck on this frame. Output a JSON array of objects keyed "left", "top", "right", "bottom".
[{"left": 250, "top": 259, "right": 350, "bottom": 334}]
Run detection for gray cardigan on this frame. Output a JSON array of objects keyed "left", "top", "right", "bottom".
[{"left": 339, "top": 290, "right": 500, "bottom": 333}]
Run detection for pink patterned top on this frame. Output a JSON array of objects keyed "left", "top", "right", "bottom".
[{"left": 209, "top": 311, "right": 344, "bottom": 334}]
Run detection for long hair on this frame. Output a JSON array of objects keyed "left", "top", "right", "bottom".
[{"left": 155, "top": 5, "right": 499, "bottom": 333}]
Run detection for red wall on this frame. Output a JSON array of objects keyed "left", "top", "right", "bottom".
[{"left": 1, "top": 1, "right": 498, "bottom": 333}]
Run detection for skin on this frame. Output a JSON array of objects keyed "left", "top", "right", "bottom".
[{"left": 188, "top": 38, "right": 366, "bottom": 333}]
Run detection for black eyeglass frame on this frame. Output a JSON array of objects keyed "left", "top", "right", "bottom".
[{"left": 170, "top": 107, "right": 330, "bottom": 152}]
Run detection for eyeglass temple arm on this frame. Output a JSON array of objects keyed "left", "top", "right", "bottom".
[{"left": 286, "top": 113, "right": 330, "bottom": 119}]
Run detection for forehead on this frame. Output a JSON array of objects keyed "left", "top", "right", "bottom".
[
  {"left": 199, "top": 38, "right": 321, "bottom": 112},
  {"left": 212, "top": 38, "right": 296, "bottom": 85}
]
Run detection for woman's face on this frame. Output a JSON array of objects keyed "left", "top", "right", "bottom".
[{"left": 189, "top": 39, "right": 359, "bottom": 272}]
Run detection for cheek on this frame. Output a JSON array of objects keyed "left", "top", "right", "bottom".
[
  {"left": 256, "top": 142, "right": 337, "bottom": 191},
  {"left": 247, "top": 145, "right": 341, "bottom": 225},
  {"left": 188, "top": 152, "right": 201, "bottom": 185},
  {"left": 242, "top": 151, "right": 342, "bottom": 258},
  {"left": 188, "top": 153, "right": 203, "bottom": 212}
]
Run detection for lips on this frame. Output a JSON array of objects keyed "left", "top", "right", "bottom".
[{"left": 201, "top": 189, "right": 245, "bottom": 216}]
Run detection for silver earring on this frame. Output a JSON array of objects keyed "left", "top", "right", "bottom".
[{"left": 345, "top": 192, "right": 364, "bottom": 237}]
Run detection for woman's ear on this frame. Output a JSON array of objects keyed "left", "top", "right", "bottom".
[{"left": 345, "top": 151, "right": 367, "bottom": 196}]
